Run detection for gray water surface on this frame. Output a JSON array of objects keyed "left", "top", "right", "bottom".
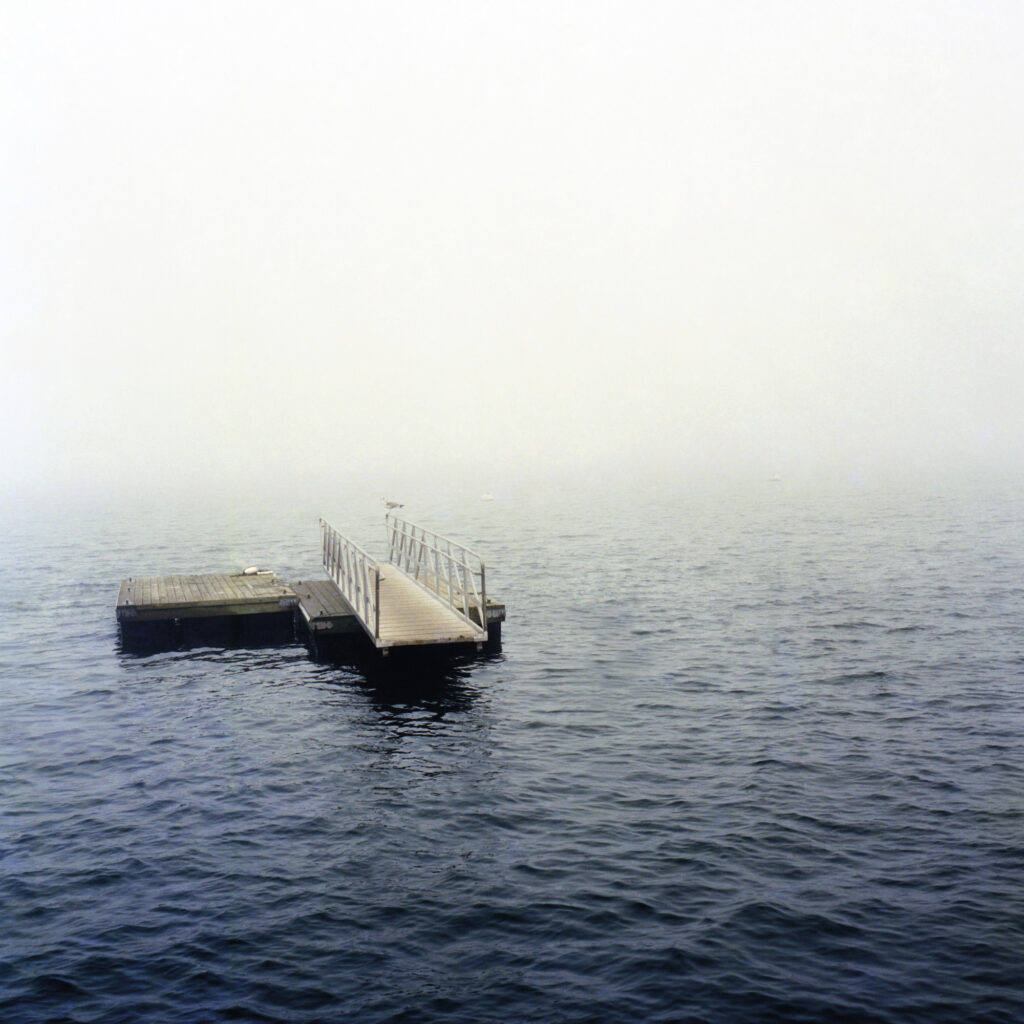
[{"left": 2, "top": 481, "right": 1023, "bottom": 1022}]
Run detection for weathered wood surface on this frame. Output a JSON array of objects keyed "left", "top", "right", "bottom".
[
  {"left": 376, "top": 564, "right": 485, "bottom": 646},
  {"left": 292, "top": 579, "right": 360, "bottom": 634},
  {"left": 117, "top": 573, "right": 297, "bottom": 621},
  {"left": 293, "top": 579, "right": 354, "bottom": 619}
]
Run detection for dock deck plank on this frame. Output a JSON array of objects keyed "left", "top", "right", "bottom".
[
  {"left": 117, "top": 573, "right": 297, "bottom": 621},
  {"left": 292, "top": 579, "right": 361, "bottom": 640},
  {"left": 295, "top": 579, "right": 355, "bottom": 619}
]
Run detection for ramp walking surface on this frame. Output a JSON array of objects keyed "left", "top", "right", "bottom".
[{"left": 376, "top": 564, "right": 482, "bottom": 646}]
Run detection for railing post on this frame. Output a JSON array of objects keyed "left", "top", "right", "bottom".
[{"left": 374, "top": 569, "right": 380, "bottom": 639}]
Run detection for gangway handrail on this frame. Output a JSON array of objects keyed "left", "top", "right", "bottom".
[
  {"left": 385, "top": 515, "right": 487, "bottom": 636},
  {"left": 320, "top": 518, "right": 380, "bottom": 643}
]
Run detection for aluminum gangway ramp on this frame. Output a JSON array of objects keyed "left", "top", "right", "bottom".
[{"left": 319, "top": 516, "right": 488, "bottom": 650}]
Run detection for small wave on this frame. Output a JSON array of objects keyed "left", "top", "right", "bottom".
[
  {"left": 829, "top": 620, "right": 886, "bottom": 630},
  {"left": 826, "top": 669, "right": 889, "bottom": 684},
  {"left": 30, "top": 974, "right": 86, "bottom": 997},
  {"left": 218, "top": 1006, "right": 284, "bottom": 1022}
]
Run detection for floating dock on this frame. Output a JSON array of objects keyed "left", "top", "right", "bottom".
[
  {"left": 116, "top": 572, "right": 298, "bottom": 649},
  {"left": 116, "top": 515, "right": 505, "bottom": 661}
]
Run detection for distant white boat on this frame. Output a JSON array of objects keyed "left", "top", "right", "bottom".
[{"left": 480, "top": 493, "right": 494, "bottom": 502}]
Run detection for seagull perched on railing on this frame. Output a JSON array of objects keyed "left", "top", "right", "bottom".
[{"left": 382, "top": 497, "right": 404, "bottom": 511}]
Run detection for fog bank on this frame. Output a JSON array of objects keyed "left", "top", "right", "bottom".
[{"left": 3, "top": 1, "right": 1022, "bottom": 500}]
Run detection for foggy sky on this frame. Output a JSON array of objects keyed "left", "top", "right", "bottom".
[{"left": 3, "top": 1, "right": 1023, "bottom": 499}]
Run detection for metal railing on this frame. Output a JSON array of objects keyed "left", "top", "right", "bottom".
[
  {"left": 386, "top": 515, "right": 486, "bottom": 634},
  {"left": 320, "top": 518, "right": 380, "bottom": 642}
]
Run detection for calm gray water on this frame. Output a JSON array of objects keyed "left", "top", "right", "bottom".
[{"left": 2, "top": 479, "right": 1023, "bottom": 1022}]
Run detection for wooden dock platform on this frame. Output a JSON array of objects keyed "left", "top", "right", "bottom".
[
  {"left": 117, "top": 572, "right": 298, "bottom": 620},
  {"left": 117, "top": 516, "right": 505, "bottom": 660},
  {"left": 292, "top": 579, "right": 360, "bottom": 634},
  {"left": 117, "top": 572, "right": 299, "bottom": 650}
]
